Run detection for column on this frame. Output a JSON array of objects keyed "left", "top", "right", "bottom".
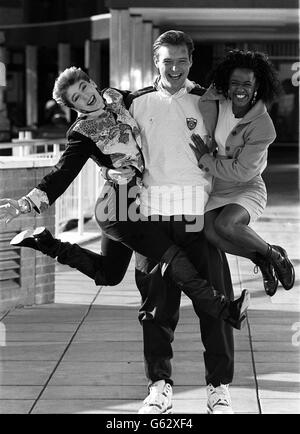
[
  {"left": 58, "top": 43, "right": 71, "bottom": 74},
  {"left": 58, "top": 43, "right": 71, "bottom": 121},
  {"left": 85, "top": 40, "right": 102, "bottom": 87},
  {"left": 25, "top": 45, "right": 38, "bottom": 127},
  {"left": 130, "top": 15, "right": 143, "bottom": 91},
  {"left": 109, "top": 9, "right": 130, "bottom": 89},
  {"left": 143, "top": 21, "right": 154, "bottom": 88},
  {"left": 152, "top": 27, "right": 160, "bottom": 81},
  {"left": 0, "top": 32, "right": 10, "bottom": 142}
]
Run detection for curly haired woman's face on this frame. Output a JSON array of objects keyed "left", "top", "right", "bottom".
[{"left": 228, "top": 68, "right": 258, "bottom": 112}]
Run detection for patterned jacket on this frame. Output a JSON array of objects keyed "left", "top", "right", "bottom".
[{"left": 26, "top": 88, "right": 144, "bottom": 213}]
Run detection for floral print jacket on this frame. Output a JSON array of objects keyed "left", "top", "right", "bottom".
[{"left": 26, "top": 88, "right": 144, "bottom": 213}]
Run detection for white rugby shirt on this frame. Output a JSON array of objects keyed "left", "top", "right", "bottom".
[{"left": 129, "top": 80, "right": 212, "bottom": 216}]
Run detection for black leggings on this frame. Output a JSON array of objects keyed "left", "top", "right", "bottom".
[
  {"left": 98, "top": 235, "right": 133, "bottom": 286},
  {"left": 95, "top": 181, "right": 175, "bottom": 263}
]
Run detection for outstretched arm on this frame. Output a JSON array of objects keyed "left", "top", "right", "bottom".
[{"left": 0, "top": 133, "right": 94, "bottom": 223}]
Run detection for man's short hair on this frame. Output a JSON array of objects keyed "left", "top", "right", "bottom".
[
  {"left": 153, "top": 30, "right": 194, "bottom": 59},
  {"left": 52, "top": 66, "right": 90, "bottom": 107}
]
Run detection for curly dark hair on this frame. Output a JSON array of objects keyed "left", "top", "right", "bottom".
[{"left": 210, "top": 49, "right": 281, "bottom": 104}]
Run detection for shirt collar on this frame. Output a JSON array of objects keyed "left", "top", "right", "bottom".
[{"left": 155, "top": 77, "right": 195, "bottom": 97}]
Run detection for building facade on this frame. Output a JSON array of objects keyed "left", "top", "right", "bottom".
[
  {"left": 0, "top": 0, "right": 299, "bottom": 309},
  {"left": 0, "top": 0, "right": 298, "bottom": 145}
]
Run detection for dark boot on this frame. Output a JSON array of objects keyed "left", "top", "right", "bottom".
[
  {"left": 225, "top": 289, "right": 250, "bottom": 330},
  {"left": 266, "top": 245, "right": 295, "bottom": 290},
  {"left": 160, "top": 246, "right": 250, "bottom": 330},
  {"left": 10, "top": 226, "right": 107, "bottom": 283},
  {"left": 10, "top": 227, "right": 60, "bottom": 257},
  {"left": 253, "top": 254, "right": 278, "bottom": 297}
]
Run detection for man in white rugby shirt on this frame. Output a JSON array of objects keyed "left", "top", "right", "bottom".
[{"left": 107, "top": 30, "right": 235, "bottom": 415}]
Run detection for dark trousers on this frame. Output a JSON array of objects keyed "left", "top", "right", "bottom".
[
  {"left": 95, "top": 182, "right": 234, "bottom": 387},
  {"left": 135, "top": 219, "right": 234, "bottom": 388}
]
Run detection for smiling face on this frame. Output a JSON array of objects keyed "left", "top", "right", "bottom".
[
  {"left": 65, "top": 79, "right": 105, "bottom": 113},
  {"left": 228, "top": 68, "right": 258, "bottom": 114},
  {"left": 154, "top": 44, "right": 192, "bottom": 94}
]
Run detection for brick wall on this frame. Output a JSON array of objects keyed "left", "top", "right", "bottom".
[{"left": 0, "top": 164, "right": 55, "bottom": 312}]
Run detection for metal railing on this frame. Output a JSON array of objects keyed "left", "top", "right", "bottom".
[
  {"left": 55, "top": 157, "right": 104, "bottom": 236},
  {"left": 0, "top": 139, "right": 104, "bottom": 236}
]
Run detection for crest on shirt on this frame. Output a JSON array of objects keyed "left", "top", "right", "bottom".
[{"left": 186, "top": 118, "right": 197, "bottom": 130}]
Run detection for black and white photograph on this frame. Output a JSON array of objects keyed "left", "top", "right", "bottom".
[{"left": 0, "top": 0, "right": 299, "bottom": 418}]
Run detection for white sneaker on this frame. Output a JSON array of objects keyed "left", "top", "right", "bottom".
[
  {"left": 138, "top": 380, "right": 173, "bottom": 414},
  {"left": 207, "top": 383, "right": 234, "bottom": 414}
]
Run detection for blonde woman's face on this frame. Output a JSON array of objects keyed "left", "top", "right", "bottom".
[{"left": 66, "top": 80, "right": 104, "bottom": 113}]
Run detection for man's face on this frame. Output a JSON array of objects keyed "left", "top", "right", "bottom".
[
  {"left": 154, "top": 44, "right": 192, "bottom": 94},
  {"left": 66, "top": 79, "right": 105, "bottom": 113}
]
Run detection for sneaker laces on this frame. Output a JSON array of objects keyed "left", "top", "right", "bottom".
[
  {"left": 253, "top": 257, "right": 277, "bottom": 288},
  {"left": 208, "top": 384, "right": 231, "bottom": 407},
  {"left": 143, "top": 382, "right": 168, "bottom": 408}
]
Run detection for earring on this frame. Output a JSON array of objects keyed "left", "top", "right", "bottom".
[{"left": 252, "top": 91, "right": 258, "bottom": 105}]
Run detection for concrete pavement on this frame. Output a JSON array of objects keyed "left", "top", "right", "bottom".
[{"left": 0, "top": 161, "right": 299, "bottom": 414}]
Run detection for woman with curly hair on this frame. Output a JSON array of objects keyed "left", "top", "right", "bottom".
[{"left": 190, "top": 49, "right": 295, "bottom": 297}]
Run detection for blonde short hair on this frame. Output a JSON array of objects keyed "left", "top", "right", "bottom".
[{"left": 52, "top": 66, "right": 91, "bottom": 107}]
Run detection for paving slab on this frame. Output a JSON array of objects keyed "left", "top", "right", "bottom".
[
  {"left": 31, "top": 399, "right": 142, "bottom": 414},
  {"left": 259, "top": 399, "right": 300, "bottom": 414},
  {"left": 0, "top": 331, "right": 74, "bottom": 343},
  {"left": 0, "top": 323, "right": 78, "bottom": 333},
  {"left": 259, "top": 386, "right": 300, "bottom": 399},
  {"left": 0, "top": 361, "right": 57, "bottom": 385},
  {"left": 0, "top": 343, "right": 66, "bottom": 361},
  {"left": 0, "top": 385, "right": 43, "bottom": 399},
  {"left": 0, "top": 400, "right": 35, "bottom": 414}
]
